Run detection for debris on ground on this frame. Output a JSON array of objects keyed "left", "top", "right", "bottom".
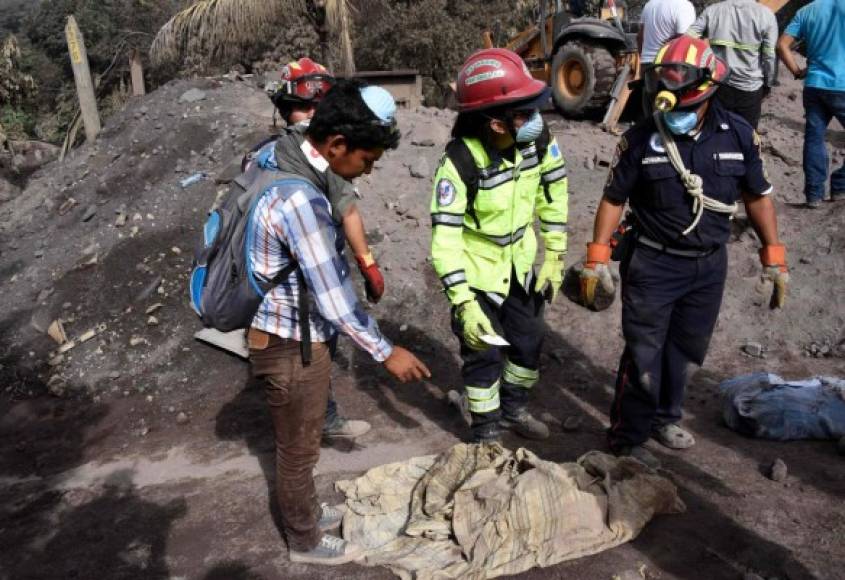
[
  {"left": 180, "top": 172, "right": 207, "bottom": 188},
  {"left": 742, "top": 341, "right": 765, "bottom": 358},
  {"left": 47, "top": 320, "right": 67, "bottom": 345},
  {"left": 768, "top": 458, "right": 788, "bottom": 482},
  {"left": 194, "top": 328, "right": 248, "bottom": 359},
  {"left": 563, "top": 415, "right": 584, "bottom": 432},
  {"left": 179, "top": 88, "right": 207, "bottom": 103}
]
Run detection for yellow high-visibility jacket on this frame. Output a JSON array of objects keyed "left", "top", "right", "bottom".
[{"left": 430, "top": 134, "right": 569, "bottom": 306}]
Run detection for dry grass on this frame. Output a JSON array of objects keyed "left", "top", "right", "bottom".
[{"left": 150, "top": 0, "right": 355, "bottom": 73}]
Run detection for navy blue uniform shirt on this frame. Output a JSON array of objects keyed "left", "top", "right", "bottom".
[{"left": 604, "top": 100, "right": 772, "bottom": 251}]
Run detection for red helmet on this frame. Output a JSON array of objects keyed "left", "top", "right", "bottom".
[
  {"left": 271, "top": 57, "right": 334, "bottom": 106},
  {"left": 456, "top": 48, "right": 548, "bottom": 112},
  {"left": 644, "top": 36, "right": 729, "bottom": 109}
]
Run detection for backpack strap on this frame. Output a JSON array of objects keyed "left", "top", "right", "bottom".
[
  {"left": 445, "top": 138, "right": 481, "bottom": 229},
  {"left": 253, "top": 173, "right": 318, "bottom": 366},
  {"left": 295, "top": 269, "right": 311, "bottom": 366}
]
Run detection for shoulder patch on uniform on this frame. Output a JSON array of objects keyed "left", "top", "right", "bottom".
[
  {"left": 436, "top": 178, "right": 457, "bottom": 207},
  {"left": 549, "top": 143, "right": 561, "bottom": 159},
  {"left": 611, "top": 136, "right": 628, "bottom": 168},
  {"left": 648, "top": 132, "right": 665, "bottom": 153}
]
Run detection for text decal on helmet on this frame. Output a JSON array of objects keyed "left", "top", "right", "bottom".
[
  {"left": 465, "top": 70, "right": 506, "bottom": 86},
  {"left": 462, "top": 59, "right": 502, "bottom": 77}
]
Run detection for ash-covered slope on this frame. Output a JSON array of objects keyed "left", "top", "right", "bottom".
[{"left": 0, "top": 73, "right": 841, "bottom": 406}]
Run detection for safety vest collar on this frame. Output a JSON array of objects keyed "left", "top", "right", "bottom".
[{"left": 463, "top": 137, "right": 533, "bottom": 176}]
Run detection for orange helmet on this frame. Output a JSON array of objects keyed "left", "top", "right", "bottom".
[
  {"left": 644, "top": 36, "right": 729, "bottom": 109},
  {"left": 269, "top": 57, "right": 334, "bottom": 108},
  {"left": 456, "top": 48, "right": 549, "bottom": 112}
]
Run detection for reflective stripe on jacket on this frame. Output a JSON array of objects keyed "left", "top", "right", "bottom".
[
  {"left": 687, "top": 0, "right": 778, "bottom": 91},
  {"left": 430, "top": 135, "right": 568, "bottom": 305}
]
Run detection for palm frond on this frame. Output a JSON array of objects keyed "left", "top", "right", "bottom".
[{"left": 150, "top": 0, "right": 305, "bottom": 69}]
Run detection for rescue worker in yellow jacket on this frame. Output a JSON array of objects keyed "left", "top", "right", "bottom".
[{"left": 430, "top": 48, "right": 569, "bottom": 442}]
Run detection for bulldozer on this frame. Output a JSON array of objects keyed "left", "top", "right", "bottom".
[
  {"left": 495, "top": 0, "right": 810, "bottom": 132},
  {"left": 492, "top": 0, "right": 638, "bottom": 124}
]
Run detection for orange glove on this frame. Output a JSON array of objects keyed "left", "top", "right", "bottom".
[
  {"left": 759, "top": 244, "right": 788, "bottom": 309},
  {"left": 355, "top": 252, "right": 385, "bottom": 304},
  {"left": 580, "top": 242, "right": 613, "bottom": 309}
]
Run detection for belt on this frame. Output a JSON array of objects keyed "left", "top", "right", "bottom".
[{"left": 637, "top": 235, "right": 715, "bottom": 258}]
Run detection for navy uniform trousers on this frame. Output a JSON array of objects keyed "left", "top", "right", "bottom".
[
  {"left": 451, "top": 273, "right": 545, "bottom": 439},
  {"left": 608, "top": 242, "right": 728, "bottom": 449}
]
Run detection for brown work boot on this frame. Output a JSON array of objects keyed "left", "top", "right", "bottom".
[{"left": 289, "top": 534, "right": 363, "bottom": 565}]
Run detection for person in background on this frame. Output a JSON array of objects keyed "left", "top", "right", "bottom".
[
  {"left": 638, "top": 0, "right": 698, "bottom": 116},
  {"left": 687, "top": 0, "right": 778, "bottom": 129},
  {"left": 639, "top": 0, "right": 697, "bottom": 65},
  {"left": 777, "top": 0, "right": 845, "bottom": 208}
]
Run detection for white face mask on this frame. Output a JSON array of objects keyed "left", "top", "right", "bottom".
[{"left": 515, "top": 110, "right": 543, "bottom": 143}]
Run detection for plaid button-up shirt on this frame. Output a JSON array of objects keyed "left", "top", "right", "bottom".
[{"left": 247, "top": 144, "right": 392, "bottom": 362}]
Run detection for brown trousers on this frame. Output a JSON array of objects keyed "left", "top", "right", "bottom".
[{"left": 248, "top": 328, "right": 331, "bottom": 552}]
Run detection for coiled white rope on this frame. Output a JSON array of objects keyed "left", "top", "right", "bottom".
[{"left": 653, "top": 112, "right": 738, "bottom": 236}]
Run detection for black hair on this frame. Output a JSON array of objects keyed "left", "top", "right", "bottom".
[
  {"left": 306, "top": 78, "right": 400, "bottom": 151},
  {"left": 451, "top": 112, "right": 486, "bottom": 139},
  {"left": 451, "top": 103, "right": 527, "bottom": 139}
]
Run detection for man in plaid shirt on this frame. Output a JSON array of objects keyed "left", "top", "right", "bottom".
[{"left": 246, "top": 80, "right": 430, "bottom": 566}]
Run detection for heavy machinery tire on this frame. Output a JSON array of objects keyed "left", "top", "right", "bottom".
[{"left": 552, "top": 41, "right": 618, "bottom": 117}]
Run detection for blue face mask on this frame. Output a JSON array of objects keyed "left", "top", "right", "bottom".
[
  {"left": 515, "top": 110, "right": 543, "bottom": 143},
  {"left": 663, "top": 110, "right": 699, "bottom": 135}
]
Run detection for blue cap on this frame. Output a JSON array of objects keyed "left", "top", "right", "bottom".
[{"left": 360, "top": 85, "right": 397, "bottom": 124}]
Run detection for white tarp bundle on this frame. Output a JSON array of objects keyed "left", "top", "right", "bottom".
[{"left": 336, "top": 443, "right": 685, "bottom": 580}]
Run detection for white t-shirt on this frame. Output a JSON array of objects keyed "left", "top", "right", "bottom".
[{"left": 640, "top": 0, "right": 697, "bottom": 63}]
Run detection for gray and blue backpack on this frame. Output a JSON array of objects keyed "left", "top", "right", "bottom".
[{"left": 189, "top": 163, "right": 313, "bottom": 361}]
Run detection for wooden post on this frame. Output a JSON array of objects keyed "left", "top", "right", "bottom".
[
  {"left": 130, "top": 49, "right": 146, "bottom": 96},
  {"left": 65, "top": 15, "right": 100, "bottom": 143}
]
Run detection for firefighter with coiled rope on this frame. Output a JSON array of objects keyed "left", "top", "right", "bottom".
[{"left": 581, "top": 36, "right": 788, "bottom": 468}]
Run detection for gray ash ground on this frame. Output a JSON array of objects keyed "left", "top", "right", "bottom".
[{"left": 0, "top": 71, "right": 843, "bottom": 579}]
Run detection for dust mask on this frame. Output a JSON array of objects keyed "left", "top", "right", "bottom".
[
  {"left": 515, "top": 110, "right": 543, "bottom": 143},
  {"left": 663, "top": 110, "right": 698, "bottom": 135}
]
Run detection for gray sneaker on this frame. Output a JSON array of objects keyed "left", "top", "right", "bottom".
[
  {"left": 289, "top": 534, "right": 363, "bottom": 565},
  {"left": 499, "top": 409, "right": 550, "bottom": 440},
  {"left": 806, "top": 199, "right": 823, "bottom": 209},
  {"left": 322, "top": 418, "right": 371, "bottom": 439},
  {"left": 614, "top": 445, "right": 661, "bottom": 470},
  {"left": 318, "top": 502, "right": 346, "bottom": 531}
]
